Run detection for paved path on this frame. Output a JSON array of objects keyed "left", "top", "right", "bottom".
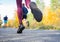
[{"left": 0, "top": 28, "right": 60, "bottom": 42}]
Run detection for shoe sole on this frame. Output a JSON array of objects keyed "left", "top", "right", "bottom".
[
  {"left": 17, "top": 28, "right": 22, "bottom": 33},
  {"left": 30, "top": 2, "right": 43, "bottom": 22},
  {"left": 17, "top": 26, "right": 25, "bottom": 33}
]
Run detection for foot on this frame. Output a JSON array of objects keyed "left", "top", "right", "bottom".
[
  {"left": 30, "top": 2, "right": 43, "bottom": 22},
  {"left": 17, "top": 24, "right": 25, "bottom": 33}
]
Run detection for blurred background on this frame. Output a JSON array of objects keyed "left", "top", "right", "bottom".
[{"left": 0, "top": 0, "right": 60, "bottom": 30}]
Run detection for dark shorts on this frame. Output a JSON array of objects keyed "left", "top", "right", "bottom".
[{"left": 22, "top": 15, "right": 27, "bottom": 19}]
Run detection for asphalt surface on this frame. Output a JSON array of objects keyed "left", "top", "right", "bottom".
[{"left": 0, "top": 28, "right": 60, "bottom": 42}]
